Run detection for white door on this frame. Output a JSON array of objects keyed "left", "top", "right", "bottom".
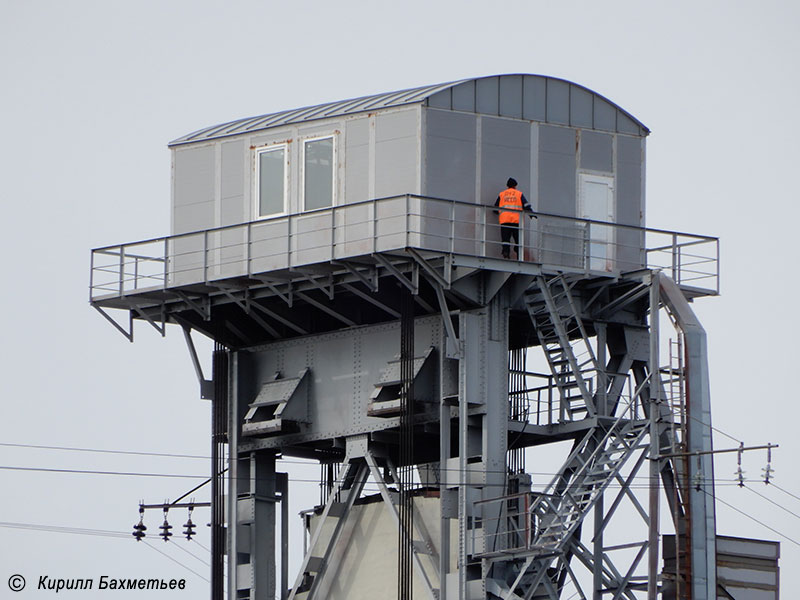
[{"left": 578, "top": 174, "right": 615, "bottom": 271}]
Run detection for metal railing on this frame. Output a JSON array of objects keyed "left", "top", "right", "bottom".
[
  {"left": 474, "top": 395, "right": 642, "bottom": 558},
  {"left": 90, "top": 194, "right": 719, "bottom": 301},
  {"left": 510, "top": 369, "right": 640, "bottom": 428}
]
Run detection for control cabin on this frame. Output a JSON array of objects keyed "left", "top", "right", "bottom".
[{"left": 167, "top": 74, "right": 649, "bottom": 285}]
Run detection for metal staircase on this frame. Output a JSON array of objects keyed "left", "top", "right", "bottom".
[
  {"left": 530, "top": 418, "right": 650, "bottom": 553},
  {"left": 524, "top": 275, "right": 601, "bottom": 421},
  {"left": 498, "top": 417, "right": 650, "bottom": 599}
]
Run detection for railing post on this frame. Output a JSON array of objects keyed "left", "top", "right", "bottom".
[
  {"left": 89, "top": 251, "right": 95, "bottom": 301},
  {"left": 118, "top": 247, "right": 125, "bottom": 296},
  {"left": 246, "top": 222, "right": 251, "bottom": 277},
  {"left": 716, "top": 238, "right": 720, "bottom": 294},
  {"left": 525, "top": 493, "right": 531, "bottom": 549},
  {"left": 287, "top": 213, "right": 292, "bottom": 268},
  {"left": 372, "top": 198, "right": 377, "bottom": 255},
  {"left": 450, "top": 199, "right": 456, "bottom": 255},
  {"left": 481, "top": 205, "right": 487, "bottom": 258},
  {"left": 134, "top": 257, "right": 139, "bottom": 290},
  {"left": 163, "top": 238, "right": 168, "bottom": 290},
  {"left": 405, "top": 194, "right": 410, "bottom": 249},
  {"left": 203, "top": 230, "right": 209, "bottom": 283},
  {"left": 671, "top": 233, "right": 678, "bottom": 282},
  {"left": 641, "top": 229, "right": 647, "bottom": 269},
  {"left": 584, "top": 222, "right": 591, "bottom": 271},
  {"left": 330, "top": 203, "right": 336, "bottom": 262}
]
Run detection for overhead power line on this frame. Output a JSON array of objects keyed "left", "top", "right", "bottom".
[
  {"left": 144, "top": 541, "right": 210, "bottom": 582},
  {"left": 771, "top": 482, "right": 800, "bottom": 504},
  {"left": 0, "top": 408, "right": 754, "bottom": 466},
  {"left": 0, "top": 441, "right": 209, "bottom": 460},
  {"left": 0, "top": 462, "right": 769, "bottom": 490},
  {"left": 166, "top": 539, "right": 211, "bottom": 568},
  {"left": 744, "top": 484, "right": 800, "bottom": 521},
  {"left": 0, "top": 465, "right": 210, "bottom": 479},
  {"left": 0, "top": 520, "right": 209, "bottom": 582},
  {"left": 709, "top": 490, "right": 800, "bottom": 548},
  {"left": 0, "top": 521, "right": 128, "bottom": 538}
]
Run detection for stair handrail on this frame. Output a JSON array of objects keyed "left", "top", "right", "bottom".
[{"left": 525, "top": 399, "right": 647, "bottom": 545}]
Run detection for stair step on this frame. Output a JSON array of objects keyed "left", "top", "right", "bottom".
[{"left": 563, "top": 395, "right": 587, "bottom": 403}]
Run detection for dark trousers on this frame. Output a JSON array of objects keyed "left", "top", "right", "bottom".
[{"left": 501, "top": 224, "right": 519, "bottom": 258}]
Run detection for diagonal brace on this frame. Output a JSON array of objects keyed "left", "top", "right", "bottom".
[
  {"left": 175, "top": 291, "right": 210, "bottom": 321},
  {"left": 335, "top": 260, "right": 378, "bottom": 292},
  {"left": 93, "top": 305, "right": 133, "bottom": 342},
  {"left": 341, "top": 283, "right": 400, "bottom": 318},
  {"left": 373, "top": 253, "right": 417, "bottom": 294},
  {"left": 132, "top": 304, "right": 165, "bottom": 337},
  {"left": 407, "top": 247, "right": 450, "bottom": 290},
  {"left": 287, "top": 459, "right": 367, "bottom": 600},
  {"left": 364, "top": 451, "right": 438, "bottom": 600}
]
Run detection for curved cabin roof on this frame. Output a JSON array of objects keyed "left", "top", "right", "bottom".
[{"left": 169, "top": 74, "right": 649, "bottom": 147}]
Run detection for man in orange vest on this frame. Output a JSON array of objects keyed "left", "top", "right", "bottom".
[{"left": 494, "top": 177, "right": 534, "bottom": 259}]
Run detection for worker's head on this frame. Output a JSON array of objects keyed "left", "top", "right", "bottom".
[{"left": 506, "top": 177, "right": 517, "bottom": 188}]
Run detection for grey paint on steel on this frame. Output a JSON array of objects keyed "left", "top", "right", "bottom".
[
  {"left": 241, "top": 316, "right": 442, "bottom": 443},
  {"left": 538, "top": 124, "right": 577, "bottom": 217},
  {"left": 422, "top": 109, "right": 477, "bottom": 202},
  {"left": 344, "top": 118, "right": 369, "bottom": 204},
  {"left": 657, "top": 273, "right": 718, "bottom": 600},
  {"left": 172, "top": 144, "right": 215, "bottom": 234},
  {"left": 374, "top": 109, "right": 420, "bottom": 198},
  {"left": 617, "top": 136, "right": 647, "bottom": 270},
  {"left": 480, "top": 116, "right": 531, "bottom": 203},
  {"left": 221, "top": 140, "right": 245, "bottom": 226},
  {"left": 168, "top": 74, "right": 649, "bottom": 147},
  {"left": 579, "top": 130, "right": 613, "bottom": 173}
]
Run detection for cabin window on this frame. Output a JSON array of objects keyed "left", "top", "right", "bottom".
[
  {"left": 303, "top": 136, "right": 335, "bottom": 210},
  {"left": 256, "top": 145, "right": 288, "bottom": 218}
]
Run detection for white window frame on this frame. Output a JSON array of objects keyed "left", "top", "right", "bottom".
[
  {"left": 254, "top": 142, "right": 290, "bottom": 220},
  {"left": 301, "top": 135, "right": 337, "bottom": 212}
]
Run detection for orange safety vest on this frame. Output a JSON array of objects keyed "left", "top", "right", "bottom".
[{"left": 498, "top": 189, "right": 523, "bottom": 224}]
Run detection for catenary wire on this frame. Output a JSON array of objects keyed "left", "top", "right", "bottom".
[
  {"left": 0, "top": 463, "right": 759, "bottom": 488},
  {"left": 0, "top": 404, "right": 752, "bottom": 466},
  {"left": 0, "top": 520, "right": 210, "bottom": 582},
  {"left": 770, "top": 482, "right": 800, "bottom": 504},
  {"left": 0, "top": 440, "right": 777, "bottom": 484},
  {"left": 168, "top": 538, "right": 211, "bottom": 567},
  {"left": 0, "top": 521, "right": 128, "bottom": 538},
  {"left": 144, "top": 541, "right": 210, "bottom": 582},
  {"left": 0, "top": 441, "right": 209, "bottom": 460},
  {"left": 743, "top": 484, "right": 800, "bottom": 521},
  {"left": 191, "top": 539, "right": 211, "bottom": 553},
  {"left": 0, "top": 406, "right": 763, "bottom": 493},
  {"left": 708, "top": 490, "right": 800, "bottom": 547}
]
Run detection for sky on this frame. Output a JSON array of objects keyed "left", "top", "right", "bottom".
[{"left": 1, "top": 0, "right": 799, "bottom": 597}]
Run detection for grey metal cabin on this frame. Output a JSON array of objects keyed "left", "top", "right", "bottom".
[{"left": 166, "top": 74, "right": 649, "bottom": 284}]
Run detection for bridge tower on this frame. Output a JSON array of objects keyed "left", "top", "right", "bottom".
[{"left": 91, "top": 75, "right": 721, "bottom": 599}]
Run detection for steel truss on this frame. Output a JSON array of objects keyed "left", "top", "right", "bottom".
[
  {"left": 474, "top": 271, "right": 715, "bottom": 600},
  {"left": 92, "top": 244, "right": 718, "bottom": 600}
]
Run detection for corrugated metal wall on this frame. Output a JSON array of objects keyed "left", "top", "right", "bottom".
[
  {"left": 168, "top": 75, "right": 647, "bottom": 275},
  {"left": 171, "top": 107, "right": 422, "bottom": 237}
]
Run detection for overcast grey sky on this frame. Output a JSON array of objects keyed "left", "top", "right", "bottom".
[{"left": 1, "top": 0, "right": 799, "bottom": 597}]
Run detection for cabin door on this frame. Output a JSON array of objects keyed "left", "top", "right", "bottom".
[{"left": 578, "top": 173, "right": 615, "bottom": 271}]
